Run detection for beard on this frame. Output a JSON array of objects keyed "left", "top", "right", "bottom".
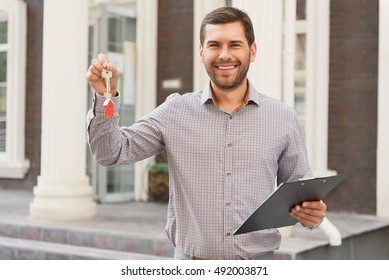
[{"left": 204, "top": 58, "right": 250, "bottom": 91}]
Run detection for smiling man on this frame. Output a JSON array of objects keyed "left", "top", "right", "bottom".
[
  {"left": 86, "top": 6, "right": 326, "bottom": 260},
  {"left": 200, "top": 13, "right": 256, "bottom": 114}
]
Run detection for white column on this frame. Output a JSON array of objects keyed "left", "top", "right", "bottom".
[
  {"left": 233, "top": 0, "right": 283, "bottom": 100},
  {"left": 377, "top": 0, "right": 389, "bottom": 217},
  {"left": 134, "top": 0, "right": 158, "bottom": 201},
  {"left": 29, "top": 0, "right": 96, "bottom": 220}
]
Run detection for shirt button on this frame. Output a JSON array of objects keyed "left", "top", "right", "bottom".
[
  {"left": 226, "top": 232, "right": 231, "bottom": 237},
  {"left": 229, "top": 115, "right": 233, "bottom": 120},
  {"left": 226, "top": 202, "right": 231, "bottom": 207},
  {"left": 226, "top": 172, "right": 232, "bottom": 177},
  {"left": 227, "top": 143, "right": 232, "bottom": 147}
]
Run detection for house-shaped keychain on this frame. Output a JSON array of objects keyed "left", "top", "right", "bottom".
[{"left": 103, "top": 98, "right": 115, "bottom": 118}]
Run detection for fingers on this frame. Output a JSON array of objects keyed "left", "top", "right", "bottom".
[
  {"left": 92, "top": 53, "right": 110, "bottom": 73},
  {"left": 290, "top": 200, "right": 327, "bottom": 227},
  {"left": 86, "top": 64, "right": 100, "bottom": 82},
  {"left": 97, "top": 53, "right": 109, "bottom": 67},
  {"left": 89, "top": 54, "right": 109, "bottom": 77},
  {"left": 86, "top": 53, "right": 106, "bottom": 82},
  {"left": 87, "top": 53, "right": 119, "bottom": 77},
  {"left": 301, "top": 201, "right": 327, "bottom": 211},
  {"left": 290, "top": 209, "right": 320, "bottom": 225}
]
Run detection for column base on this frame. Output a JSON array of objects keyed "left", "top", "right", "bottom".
[{"left": 29, "top": 178, "right": 97, "bottom": 221}]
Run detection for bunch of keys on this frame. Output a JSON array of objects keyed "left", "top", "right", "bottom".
[{"left": 102, "top": 70, "right": 114, "bottom": 118}]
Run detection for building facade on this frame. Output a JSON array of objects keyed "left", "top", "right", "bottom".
[{"left": 0, "top": 0, "right": 387, "bottom": 219}]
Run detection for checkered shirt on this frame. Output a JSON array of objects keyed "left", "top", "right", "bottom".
[{"left": 87, "top": 80, "right": 312, "bottom": 259}]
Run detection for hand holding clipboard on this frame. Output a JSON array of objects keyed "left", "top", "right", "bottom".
[{"left": 234, "top": 173, "right": 348, "bottom": 235}]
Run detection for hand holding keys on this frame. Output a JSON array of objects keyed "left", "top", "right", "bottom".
[{"left": 86, "top": 53, "right": 119, "bottom": 118}]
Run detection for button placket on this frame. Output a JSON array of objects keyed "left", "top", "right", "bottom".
[{"left": 224, "top": 114, "right": 234, "bottom": 257}]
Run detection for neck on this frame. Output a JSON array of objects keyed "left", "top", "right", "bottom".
[{"left": 211, "top": 79, "right": 248, "bottom": 113}]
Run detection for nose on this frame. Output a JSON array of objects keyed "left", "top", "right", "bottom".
[{"left": 218, "top": 46, "right": 232, "bottom": 60}]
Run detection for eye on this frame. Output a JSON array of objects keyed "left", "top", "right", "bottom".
[{"left": 231, "top": 43, "right": 242, "bottom": 48}]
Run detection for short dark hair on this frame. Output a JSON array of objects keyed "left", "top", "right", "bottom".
[{"left": 200, "top": 6, "right": 255, "bottom": 46}]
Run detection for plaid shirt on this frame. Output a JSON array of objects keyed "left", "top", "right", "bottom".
[{"left": 87, "top": 81, "right": 311, "bottom": 259}]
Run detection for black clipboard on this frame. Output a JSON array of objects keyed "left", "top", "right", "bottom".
[{"left": 234, "top": 173, "right": 348, "bottom": 235}]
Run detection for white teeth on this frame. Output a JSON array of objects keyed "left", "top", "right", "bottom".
[{"left": 218, "top": 65, "right": 235, "bottom": 70}]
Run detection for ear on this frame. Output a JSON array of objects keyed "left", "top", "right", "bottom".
[
  {"left": 250, "top": 42, "right": 257, "bottom": 62},
  {"left": 199, "top": 43, "right": 204, "bottom": 63}
]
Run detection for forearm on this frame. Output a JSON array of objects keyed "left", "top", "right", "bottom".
[{"left": 87, "top": 93, "right": 165, "bottom": 167}]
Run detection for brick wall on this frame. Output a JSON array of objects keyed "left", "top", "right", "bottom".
[
  {"left": 157, "top": 0, "right": 194, "bottom": 106},
  {"left": 0, "top": 0, "right": 43, "bottom": 189},
  {"left": 327, "top": 0, "right": 378, "bottom": 214},
  {"left": 156, "top": 0, "right": 194, "bottom": 163}
]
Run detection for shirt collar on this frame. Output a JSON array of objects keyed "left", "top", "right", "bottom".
[{"left": 201, "top": 80, "right": 261, "bottom": 107}]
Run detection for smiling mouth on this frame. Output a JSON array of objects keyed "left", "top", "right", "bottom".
[{"left": 215, "top": 65, "right": 237, "bottom": 70}]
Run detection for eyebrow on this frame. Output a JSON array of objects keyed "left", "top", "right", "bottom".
[
  {"left": 206, "top": 40, "right": 245, "bottom": 45},
  {"left": 206, "top": 40, "right": 220, "bottom": 45}
]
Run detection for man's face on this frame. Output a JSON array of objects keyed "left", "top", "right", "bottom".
[{"left": 200, "top": 21, "right": 256, "bottom": 91}]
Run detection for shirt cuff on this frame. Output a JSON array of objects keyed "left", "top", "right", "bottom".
[{"left": 93, "top": 92, "right": 121, "bottom": 116}]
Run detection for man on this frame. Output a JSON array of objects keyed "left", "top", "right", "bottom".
[{"left": 86, "top": 6, "right": 326, "bottom": 260}]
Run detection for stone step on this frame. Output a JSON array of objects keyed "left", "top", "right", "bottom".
[
  {"left": 0, "top": 236, "right": 171, "bottom": 260},
  {"left": 0, "top": 220, "right": 173, "bottom": 258}
]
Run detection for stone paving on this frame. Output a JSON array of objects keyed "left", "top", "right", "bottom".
[
  {"left": 0, "top": 188, "right": 168, "bottom": 239},
  {"left": 0, "top": 188, "right": 173, "bottom": 259}
]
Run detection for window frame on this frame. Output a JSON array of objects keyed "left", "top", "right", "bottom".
[
  {"left": 0, "top": 10, "right": 8, "bottom": 158},
  {"left": 0, "top": 0, "right": 29, "bottom": 178}
]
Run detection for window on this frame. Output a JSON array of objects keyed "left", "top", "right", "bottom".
[
  {"left": 294, "top": 0, "right": 307, "bottom": 131},
  {"left": 0, "top": 1, "right": 29, "bottom": 178},
  {"left": 293, "top": 0, "right": 335, "bottom": 176},
  {"left": 0, "top": 10, "right": 7, "bottom": 153}
]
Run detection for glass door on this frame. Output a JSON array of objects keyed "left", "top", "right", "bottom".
[{"left": 87, "top": 4, "right": 137, "bottom": 203}]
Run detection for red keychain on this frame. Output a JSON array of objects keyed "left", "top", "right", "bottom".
[{"left": 102, "top": 70, "right": 114, "bottom": 118}]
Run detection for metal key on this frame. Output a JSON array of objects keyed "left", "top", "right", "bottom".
[
  {"left": 102, "top": 70, "right": 114, "bottom": 118},
  {"left": 102, "top": 70, "right": 112, "bottom": 99}
]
